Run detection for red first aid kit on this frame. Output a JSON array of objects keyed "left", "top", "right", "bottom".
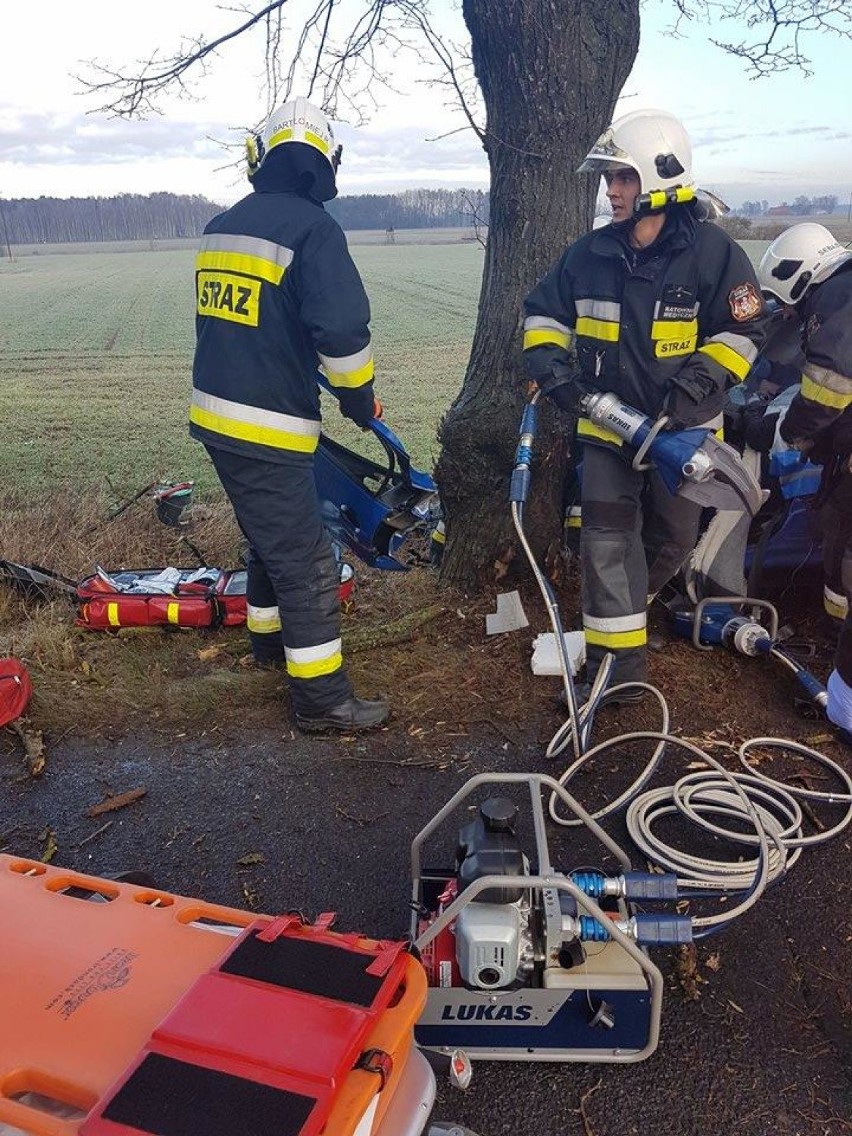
[
  {"left": 0, "top": 657, "right": 33, "bottom": 726},
  {"left": 75, "top": 568, "right": 248, "bottom": 631},
  {"left": 76, "top": 565, "right": 356, "bottom": 632}
]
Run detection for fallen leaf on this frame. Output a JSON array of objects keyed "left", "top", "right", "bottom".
[
  {"left": 236, "top": 852, "right": 265, "bottom": 866},
  {"left": 86, "top": 787, "right": 147, "bottom": 817},
  {"left": 40, "top": 827, "right": 58, "bottom": 863},
  {"left": 197, "top": 645, "right": 224, "bottom": 662},
  {"left": 705, "top": 952, "right": 722, "bottom": 972}
]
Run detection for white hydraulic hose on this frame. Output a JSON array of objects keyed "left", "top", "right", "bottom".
[{"left": 513, "top": 392, "right": 852, "bottom": 932}]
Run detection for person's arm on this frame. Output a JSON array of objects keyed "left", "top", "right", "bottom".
[
  {"left": 298, "top": 218, "right": 378, "bottom": 425},
  {"left": 779, "top": 284, "right": 852, "bottom": 446},
  {"left": 522, "top": 249, "right": 580, "bottom": 411},
  {"left": 662, "top": 233, "right": 767, "bottom": 428}
]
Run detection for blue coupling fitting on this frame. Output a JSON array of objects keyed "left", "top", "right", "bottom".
[
  {"left": 571, "top": 871, "right": 679, "bottom": 901},
  {"left": 570, "top": 871, "right": 607, "bottom": 898},
  {"left": 577, "top": 915, "right": 613, "bottom": 942},
  {"left": 509, "top": 467, "right": 531, "bottom": 504},
  {"left": 622, "top": 871, "right": 679, "bottom": 901},
  {"left": 795, "top": 669, "right": 828, "bottom": 706},
  {"left": 631, "top": 914, "right": 693, "bottom": 946},
  {"left": 519, "top": 401, "right": 538, "bottom": 443}
]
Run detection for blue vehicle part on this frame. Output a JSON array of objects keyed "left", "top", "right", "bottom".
[{"left": 314, "top": 375, "right": 439, "bottom": 571}]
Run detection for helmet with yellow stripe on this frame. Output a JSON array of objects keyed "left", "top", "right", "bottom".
[
  {"left": 578, "top": 109, "right": 696, "bottom": 214},
  {"left": 246, "top": 96, "right": 342, "bottom": 202}
]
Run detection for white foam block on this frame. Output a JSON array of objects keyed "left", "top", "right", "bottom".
[
  {"left": 530, "top": 631, "right": 586, "bottom": 676},
  {"left": 485, "top": 591, "right": 529, "bottom": 634}
]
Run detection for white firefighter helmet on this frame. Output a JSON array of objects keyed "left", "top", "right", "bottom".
[
  {"left": 246, "top": 96, "right": 340, "bottom": 197},
  {"left": 757, "top": 222, "right": 852, "bottom": 306},
  {"left": 578, "top": 108, "right": 695, "bottom": 197}
]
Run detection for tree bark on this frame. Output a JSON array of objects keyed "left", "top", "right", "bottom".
[{"left": 435, "top": 0, "right": 640, "bottom": 590}]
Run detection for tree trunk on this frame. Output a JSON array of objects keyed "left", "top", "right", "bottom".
[{"left": 435, "top": 0, "right": 640, "bottom": 590}]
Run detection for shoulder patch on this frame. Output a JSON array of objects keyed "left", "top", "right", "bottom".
[{"left": 728, "top": 281, "right": 762, "bottom": 322}]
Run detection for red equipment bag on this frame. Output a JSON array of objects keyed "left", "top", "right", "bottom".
[
  {"left": 76, "top": 565, "right": 354, "bottom": 632},
  {"left": 76, "top": 568, "right": 240, "bottom": 631},
  {"left": 0, "top": 658, "right": 33, "bottom": 726}
]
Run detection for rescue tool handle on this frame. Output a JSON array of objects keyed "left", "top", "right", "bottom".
[
  {"left": 692, "top": 596, "right": 779, "bottom": 649},
  {"left": 316, "top": 372, "right": 435, "bottom": 492}
]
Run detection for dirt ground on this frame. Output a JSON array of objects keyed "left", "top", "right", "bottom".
[{"left": 2, "top": 499, "right": 852, "bottom": 1134}]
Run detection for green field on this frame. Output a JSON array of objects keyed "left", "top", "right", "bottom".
[
  {"left": 2, "top": 224, "right": 842, "bottom": 500},
  {"left": 0, "top": 240, "right": 484, "bottom": 496}
]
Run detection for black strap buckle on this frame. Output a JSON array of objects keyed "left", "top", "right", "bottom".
[{"left": 356, "top": 1048, "right": 393, "bottom": 1091}]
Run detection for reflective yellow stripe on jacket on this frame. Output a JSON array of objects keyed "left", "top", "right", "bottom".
[
  {"left": 522, "top": 315, "right": 572, "bottom": 351},
  {"left": 196, "top": 233, "right": 294, "bottom": 285},
  {"left": 318, "top": 343, "right": 374, "bottom": 389},
  {"left": 698, "top": 331, "right": 758, "bottom": 382},
  {"left": 575, "top": 299, "right": 620, "bottom": 343},
  {"left": 190, "top": 390, "right": 321, "bottom": 454},
  {"left": 801, "top": 364, "right": 852, "bottom": 411}
]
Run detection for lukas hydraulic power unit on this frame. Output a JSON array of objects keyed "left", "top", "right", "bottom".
[{"left": 411, "top": 774, "right": 681, "bottom": 1063}]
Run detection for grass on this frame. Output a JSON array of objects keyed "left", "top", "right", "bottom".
[
  {"left": 0, "top": 239, "right": 482, "bottom": 739},
  {"left": 0, "top": 240, "right": 483, "bottom": 495}
]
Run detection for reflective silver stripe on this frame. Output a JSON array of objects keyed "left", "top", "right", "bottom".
[
  {"left": 191, "top": 390, "right": 321, "bottom": 441},
  {"left": 575, "top": 298, "right": 621, "bottom": 322},
  {"left": 198, "top": 232, "right": 294, "bottom": 270},
  {"left": 318, "top": 344, "right": 373, "bottom": 374},
  {"left": 284, "top": 638, "right": 342, "bottom": 665},
  {"left": 523, "top": 315, "right": 572, "bottom": 335},
  {"left": 804, "top": 362, "right": 852, "bottom": 398},
  {"left": 582, "top": 612, "right": 646, "bottom": 632},
  {"left": 246, "top": 604, "right": 281, "bottom": 634},
  {"left": 703, "top": 330, "right": 759, "bottom": 366}
]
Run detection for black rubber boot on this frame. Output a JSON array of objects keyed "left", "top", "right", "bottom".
[
  {"left": 295, "top": 696, "right": 389, "bottom": 734},
  {"left": 559, "top": 681, "right": 648, "bottom": 710}
]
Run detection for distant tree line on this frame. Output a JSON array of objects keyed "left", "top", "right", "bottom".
[
  {"left": 1, "top": 187, "right": 490, "bottom": 245},
  {"left": 1, "top": 193, "right": 225, "bottom": 245},
  {"left": 327, "top": 188, "right": 489, "bottom": 230},
  {"left": 735, "top": 194, "right": 839, "bottom": 218}
]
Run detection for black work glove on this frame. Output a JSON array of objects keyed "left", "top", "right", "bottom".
[
  {"left": 661, "top": 372, "right": 724, "bottom": 430},
  {"left": 742, "top": 406, "right": 781, "bottom": 453},
  {"left": 523, "top": 346, "right": 583, "bottom": 414},
  {"left": 338, "top": 383, "right": 377, "bottom": 428}
]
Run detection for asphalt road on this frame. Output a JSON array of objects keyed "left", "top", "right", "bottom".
[{"left": 2, "top": 722, "right": 850, "bottom": 1136}]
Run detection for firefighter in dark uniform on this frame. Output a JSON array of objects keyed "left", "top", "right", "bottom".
[
  {"left": 756, "top": 222, "right": 852, "bottom": 732},
  {"left": 191, "top": 97, "right": 388, "bottom": 733},
  {"left": 522, "top": 109, "right": 767, "bottom": 703}
]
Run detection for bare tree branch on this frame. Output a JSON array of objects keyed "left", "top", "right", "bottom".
[
  {"left": 670, "top": 0, "right": 852, "bottom": 77},
  {"left": 77, "top": 1, "right": 296, "bottom": 117},
  {"left": 76, "top": 0, "right": 852, "bottom": 129},
  {"left": 396, "top": 1, "right": 485, "bottom": 143}
]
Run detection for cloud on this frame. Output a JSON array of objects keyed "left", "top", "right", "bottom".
[{"left": 0, "top": 106, "right": 225, "bottom": 166}]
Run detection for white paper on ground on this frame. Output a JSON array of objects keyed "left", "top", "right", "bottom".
[
  {"left": 485, "top": 590, "right": 529, "bottom": 634},
  {"left": 530, "top": 631, "right": 586, "bottom": 676}
]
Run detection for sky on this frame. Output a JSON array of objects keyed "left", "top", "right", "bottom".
[{"left": 1, "top": 0, "right": 850, "bottom": 210}]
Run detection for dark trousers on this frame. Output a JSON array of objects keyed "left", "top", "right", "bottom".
[
  {"left": 820, "top": 469, "right": 852, "bottom": 683},
  {"left": 207, "top": 446, "right": 352, "bottom": 715},
  {"left": 581, "top": 442, "right": 703, "bottom": 684}
]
